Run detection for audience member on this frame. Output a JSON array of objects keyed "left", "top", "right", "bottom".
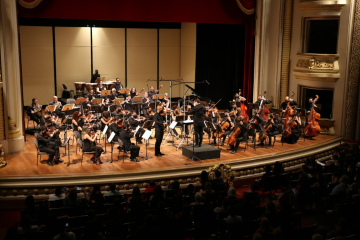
[
  {"left": 211, "top": 170, "right": 224, "bottom": 185},
  {"left": 64, "top": 188, "right": 89, "bottom": 207},
  {"left": 17, "top": 214, "right": 38, "bottom": 234},
  {"left": 104, "top": 184, "right": 121, "bottom": 196},
  {"left": 191, "top": 192, "right": 204, "bottom": 205},
  {"left": 227, "top": 187, "right": 237, "bottom": 200},
  {"left": 49, "top": 187, "right": 65, "bottom": 201},
  {"left": 223, "top": 205, "right": 242, "bottom": 224},
  {"left": 255, "top": 217, "right": 273, "bottom": 240},
  {"left": 273, "top": 161, "right": 285, "bottom": 175},
  {"left": 144, "top": 180, "right": 156, "bottom": 193},
  {"left": 330, "top": 175, "right": 350, "bottom": 195},
  {"left": 53, "top": 219, "right": 76, "bottom": 240}
]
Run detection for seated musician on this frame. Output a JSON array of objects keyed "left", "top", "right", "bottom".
[
  {"left": 81, "top": 95, "right": 93, "bottom": 111},
  {"left": 72, "top": 111, "right": 83, "bottom": 140},
  {"left": 100, "top": 97, "right": 111, "bottom": 112},
  {"left": 111, "top": 105, "right": 123, "bottom": 117},
  {"left": 230, "top": 102, "right": 241, "bottom": 119},
  {"left": 282, "top": 110, "right": 301, "bottom": 144},
  {"left": 258, "top": 113, "right": 280, "bottom": 148},
  {"left": 110, "top": 116, "right": 122, "bottom": 144},
  {"left": 171, "top": 105, "right": 189, "bottom": 138},
  {"left": 280, "top": 96, "right": 297, "bottom": 112},
  {"left": 83, "top": 109, "right": 98, "bottom": 131},
  {"left": 108, "top": 88, "right": 118, "bottom": 103},
  {"left": 220, "top": 111, "right": 235, "bottom": 146},
  {"left": 227, "top": 116, "right": 249, "bottom": 154},
  {"left": 123, "top": 94, "right": 133, "bottom": 111},
  {"left": 114, "top": 78, "right": 124, "bottom": 94},
  {"left": 100, "top": 111, "right": 113, "bottom": 132},
  {"left": 162, "top": 93, "right": 170, "bottom": 104},
  {"left": 49, "top": 96, "right": 65, "bottom": 122},
  {"left": 120, "top": 123, "right": 140, "bottom": 162},
  {"left": 40, "top": 110, "right": 52, "bottom": 127},
  {"left": 128, "top": 111, "right": 145, "bottom": 144},
  {"left": 141, "top": 92, "right": 151, "bottom": 110},
  {"left": 38, "top": 127, "right": 63, "bottom": 166},
  {"left": 82, "top": 126, "right": 103, "bottom": 164},
  {"left": 45, "top": 119, "right": 61, "bottom": 147},
  {"left": 88, "top": 89, "right": 96, "bottom": 101},
  {"left": 27, "top": 98, "right": 42, "bottom": 125},
  {"left": 130, "top": 88, "right": 137, "bottom": 98},
  {"left": 97, "top": 80, "right": 106, "bottom": 95},
  {"left": 148, "top": 85, "right": 155, "bottom": 98}
]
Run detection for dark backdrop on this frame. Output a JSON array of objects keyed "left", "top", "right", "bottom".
[{"left": 195, "top": 23, "right": 245, "bottom": 110}]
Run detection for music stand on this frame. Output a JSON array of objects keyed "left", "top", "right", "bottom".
[
  {"left": 219, "top": 112, "right": 225, "bottom": 119},
  {"left": 102, "top": 125, "right": 109, "bottom": 153},
  {"left": 62, "top": 135, "right": 73, "bottom": 167},
  {"left": 95, "top": 77, "right": 101, "bottom": 83},
  {"left": 45, "top": 105, "right": 56, "bottom": 113},
  {"left": 176, "top": 119, "right": 193, "bottom": 151},
  {"left": 114, "top": 98, "right": 124, "bottom": 105},
  {"left": 142, "top": 130, "right": 152, "bottom": 160},
  {"left": 249, "top": 122, "right": 262, "bottom": 150},
  {"left": 90, "top": 105, "right": 101, "bottom": 115},
  {"left": 75, "top": 98, "right": 85, "bottom": 105},
  {"left": 133, "top": 97, "right": 142, "bottom": 102},
  {"left": 92, "top": 98, "right": 102, "bottom": 105},
  {"left": 109, "top": 105, "right": 117, "bottom": 113},
  {"left": 163, "top": 121, "right": 177, "bottom": 145},
  {"left": 108, "top": 132, "right": 117, "bottom": 163},
  {"left": 101, "top": 90, "right": 111, "bottom": 96},
  {"left": 214, "top": 124, "right": 223, "bottom": 150},
  {"left": 142, "top": 120, "right": 154, "bottom": 144}
]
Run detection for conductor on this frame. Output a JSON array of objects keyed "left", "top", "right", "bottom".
[{"left": 188, "top": 98, "right": 206, "bottom": 147}]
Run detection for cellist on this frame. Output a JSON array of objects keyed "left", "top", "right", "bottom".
[
  {"left": 227, "top": 116, "right": 249, "bottom": 154},
  {"left": 258, "top": 113, "right": 280, "bottom": 148},
  {"left": 220, "top": 110, "right": 235, "bottom": 146},
  {"left": 280, "top": 96, "right": 297, "bottom": 112},
  {"left": 255, "top": 95, "right": 271, "bottom": 121}
]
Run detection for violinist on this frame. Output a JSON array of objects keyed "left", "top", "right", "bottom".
[
  {"left": 230, "top": 102, "right": 241, "bottom": 119},
  {"left": 119, "top": 123, "right": 140, "bottom": 162},
  {"left": 282, "top": 110, "right": 301, "bottom": 144},
  {"left": 114, "top": 78, "right": 124, "bottom": 94},
  {"left": 144, "top": 107, "right": 154, "bottom": 121},
  {"left": 40, "top": 111, "right": 52, "bottom": 127},
  {"left": 154, "top": 105, "right": 166, "bottom": 157},
  {"left": 82, "top": 126, "right": 104, "bottom": 164},
  {"left": 83, "top": 109, "right": 97, "bottom": 131},
  {"left": 38, "top": 126, "right": 62, "bottom": 166},
  {"left": 45, "top": 119, "right": 61, "bottom": 147},
  {"left": 100, "top": 111, "right": 113, "bottom": 133},
  {"left": 123, "top": 94, "right": 133, "bottom": 111},
  {"left": 128, "top": 111, "right": 145, "bottom": 144},
  {"left": 141, "top": 92, "right": 151, "bottom": 110},
  {"left": 88, "top": 89, "right": 96, "bottom": 101},
  {"left": 188, "top": 98, "right": 206, "bottom": 147},
  {"left": 227, "top": 116, "right": 249, "bottom": 154},
  {"left": 210, "top": 102, "right": 219, "bottom": 122},
  {"left": 111, "top": 105, "right": 123, "bottom": 117},
  {"left": 97, "top": 80, "right": 106, "bottom": 96},
  {"left": 203, "top": 105, "right": 213, "bottom": 139},
  {"left": 171, "top": 105, "right": 189, "bottom": 137},
  {"left": 130, "top": 87, "right": 137, "bottom": 98},
  {"left": 49, "top": 96, "right": 65, "bottom": 122},
  {"left": 258, "top": 113, "right": 280, "bottom": 148},
  {"left": 81, "top": 95, "right": 93, "bottom": 110},
  {"left": 72, "top": 111, "right": 84, "bottom": 139},
  {"left": 27, "top": 98, "right": 42, "bottom": 125},
  {"left": 220, "top": 111, "right": 235, "bottom": 146},
  {"left": 110, "top": 116, "right": 122, "bottom": 143},
  {"left": 280, "top": 96, "right": 297, "bottom": 112}
]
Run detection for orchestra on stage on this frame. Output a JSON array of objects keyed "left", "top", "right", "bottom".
[{"left": 30, "top": 70, "right": 321, "bottom": 166}]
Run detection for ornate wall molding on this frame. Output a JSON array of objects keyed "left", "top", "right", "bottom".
[
  {"left": 280, "top": 0, "right": 293, "bottom": 102},
  {"left": 298, "top": 0, "right": 346, "bottom": 11},
  {"left": 345, "top": 0, "right": 360, "bottom": 139}
]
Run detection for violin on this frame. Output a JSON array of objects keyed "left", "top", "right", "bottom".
[{"left": 304, "top": 95, "right": 321, "bottom": 137}]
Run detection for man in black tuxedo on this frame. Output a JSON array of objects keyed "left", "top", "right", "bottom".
[
  {"left": 119, "top": 123, "right": 140, "bottom": 162},
  {"left": 91, "top": 69, "right": 100, "bottom": 83},
  {"left": 188, "top": 98, "right": 206, "bottom": 147}
]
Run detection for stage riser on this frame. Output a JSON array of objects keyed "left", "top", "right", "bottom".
[{"left": 182, "top": 145, "right": 221, "bottom": 160}]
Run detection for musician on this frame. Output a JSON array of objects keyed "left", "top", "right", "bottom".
[
  {"left": 280, "top": 96, "right": 297, "bottom": 112},
  {"left": 90, "top": 69, "right": 100, "bottom": 83},
  {"left": 109, "top": 116, "right": 122, "bottom": 143},
  {"left": 130, "top": 88, "right": 137, "bottom": 98},
  {"left": 28, "top": 98, "right": 42, "bottom": 125},
  {"left": 88, "top": 89, "right": 96, "bottom": 101},
  {"left": 114, "top": 78, "right": 124, "bottom": 94},
  {"left": 40, "top": 111, "right": 52, "bottom": 127},
  {"left": 72, "top": 111, "right": 83, "bottom": 139},
  {"left": 38, "top": 127, "right": 62, "bottom": 166},
  {"left": 123, "top": 94, "right": 133, "bottom": 111},
  {"left": 154, "top": 105, "right": 166, "bottom": 157},
  {"left": 82, "top": 126, "right": 103, "bottom": 164},
  {"left": 171, "top": 105, "right": 189, "bottom": 137},
  {"left": 188, "top": 99, "right": 206, "bottom": 147},
  {"left": 230, "top": 102, "right": 241, "bottom": 119},
  {"left": 258, "top": 113, "right": 280, "bottom": 148},
  {"left": 141, "top": 92, "right": 151, "bottom": 110},
  {"left": 100, "top": 98, "right": 111, "bottom": 112},
  {"left": 81, "top": 95, "right": 93, "bottom": 110},
  {"left": 255, "top": 95, "right": 272, "bottom": 105},
  {"left": 203, "top": 105, "right": 213, "bottom": 138},
  {"left": 83, "top": 109, "right": 98, "bottom": 131},
  {"left": 49, "top": 96, "right": 65, "bottom": 121},
  {"left": 282, "top": 110, "right": 301, "bottom": 144},
  {"left": 111, "top": 105, "right": 123, "bottom": 117},
  {"left": 128, "top": 111, "right": 145, "bottom": 144},
  {"left": 100, "top": 111, "right": 113, "bottom": 132},
  {"left": 210, "top": 102, "right": 219, "bottom": 122},
  {"left": 97, "top": 80, "right": 106, "bottom": 95},
  {"left": 234, "top": 93, "right": 246, "bottom": 102},
  {"left": 220, "top": 111, "right": 235, "bottom": 146},
  {"left": 120, "top": 123, "right": 140, "bottom": 162},
  {"left": 44, "top": 119, "right": 61, "bottom": 147},
  {"left": 108, "top": 88, "right": 118, "bottom": 102},
  {"left": 162, "top": 93, "right": 170, "bottom": 104},
  {"left": 227, "top": 117, "right": 249, "bottom": 154},
  {"left": 144, "top": 107, "right": 154, "bottom": 121},
  {"left": 148, "top": 85, "right": 156, "bottom": 98},
  {"left": 307, "top": 98, "right": 320, "bottom": 114}
]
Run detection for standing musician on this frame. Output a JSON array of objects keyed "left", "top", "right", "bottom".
[
  {"left": 227, "top": 116, "right": 249, "bottom": 154},
  {"left": 97, "top": 80, "right": 106, "bottom": 96},
  {"left": 82, "top": 126, "right": 104, "bottom": 164},
  {"left": 154, "top": 105, "right": 166, "bottom": 157},
  {"left": 120, "top": 123, "right": 140, "bottom": 162},
  {"left": 28, "top": 98, "right": 42, "bottom": 125},
  {"left": 72, "top": 111, "right": 84, "bottom": 139},
  {"left": 141, "top": 92, "right": 151, "bottom": 110},
  {"left": 90, "top": 69, "right": 100, "bottom": 83},
  {"left": 49, "top": 96, "right": 65, "bottom": 122},
  {"left": 38, "top": 127, "right": 62, "bottom": 166},
  {"left": 234, "top": 93, "right": 246, "bottom": 102},
  {"left": 306, "top": 98, "right": 320, "bottom": 116},
  {"left": 128, "top": 111, "right": 145, "bottom": 144},
  {"left": 108, "top": 88, "right": 119, "bottom": 102},
  {"left": 280, "top": 96, "right": 297, "bottom": 111},
  {"left": 188, "top": 99, "right": 206, "bottom": 147},
  {"left": 114, "top": 78, "right": 124, "bottom": 94},
  {"left": 219, "top": 111, "right": 235, "bottom": 146},
  {"left": 255, "top": 95, "right": 272, "bottom": 106},
  {"left": 82, "top": 95, "right": 93, "bottom": 110},
  {"left": 122, "top": 94, "right": 133, "bottom": 111},
  {"left": 148, "top": 85, "right": 155, "bottom": 98},
  {"left": 130, "top": 88, "right": 137, "bottom": 98}
]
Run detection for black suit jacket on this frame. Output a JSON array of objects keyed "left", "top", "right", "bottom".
[
  {"left": 119, "top": 129, "right": 134, "bottom": 151},
  {"left": 110, "top": 123, "right": 121, "bottom": 141},
  {"left": 154, "top": 112, "right": 164, "bottom": 129},
  {"left": 188, "top": 104, "right": 206, "bottom": 126},
  {"left": 91, "top": 73, "right": 100, "bottom": 83},
  {"left": 37, "top": 134, "right": 51, "bottom": 149}
]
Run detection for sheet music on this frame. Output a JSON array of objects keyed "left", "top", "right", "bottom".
[
  {"left": 108, "top": 132, "right": 115, "bottom": 143},
  {"left": 183, "top": 120, "right": 193, "bottom": 124},
  {"left": 169, "top": 121, "right": 177, "bottom": 129},
  {"left": 134, "top": 125, "right": 140, "bottom": 136},
  {"left": 102, "top": 125, "right": 108, "bottom": 136},
  {"left": 142, "top": 130, "right": 152, "bottom": 140}
]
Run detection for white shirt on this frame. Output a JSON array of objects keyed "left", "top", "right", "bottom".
[{"left": 49, "top": 194, "right": 65, "bottom": 201}]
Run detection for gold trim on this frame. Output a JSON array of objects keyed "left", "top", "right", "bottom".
[
  {"left": 236, "top": 0, "right": 255, "bottom": 15},
  {"left": 299, "top": 0, "right": 346, "bottom": 11},
  {"left": 17, "top": 0, "right": 43, "bottom": 9}
]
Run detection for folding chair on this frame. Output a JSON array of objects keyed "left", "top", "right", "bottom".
[{"left": 34, "top": 139, "right": 49, "bottom": 166}]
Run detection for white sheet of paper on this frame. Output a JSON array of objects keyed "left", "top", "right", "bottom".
[
  {"left": 142, "top": 130, "right": 152, "bottom": 140},
  {"left": 102, "top": 125, "right": 108, "bottom": 136},
  {"left": 134, "top": 125, "right": 140, "bottom": 136},
  {"left": 108, "top": 132, "right": 115, "bottom": 143},
  {"left": 169, "top": 121, "right": 177, "bottom": 129},
  {"left": 183, "top": 120, "right": 193, "bottom": 124}
]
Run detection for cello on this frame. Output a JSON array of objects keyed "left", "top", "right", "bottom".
[
  {"left": 259, "top": 114, "right": 274, "bottom": 142},
  {"left": 227, "top": 116, "right": 243, "bottom": 146},
  {"left": 305, "top": 95, "right": 321, "bottom": 137},
  {"left": 258, "top": 91, "right": 269, "bottom": 121},
  {"left": 238, "top": 89, "right": 249, "bottom": 122},
  {"left": 282, "top": 112, "right": 301, "bottom": 138},
  {"left": 283, "top": 92, "right": 296, "bottom": 130},
  {"left": 214, "top": 115, "right": 230, "bottom": 139}
]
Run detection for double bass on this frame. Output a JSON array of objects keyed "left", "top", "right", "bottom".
[
  {"left": 305, "top": 95, "right": 321, "bottom": 137},
  {"left": 238, "top": 89, "right": 249, "bottom": 122},
  {"left": 282, "top": 112, "right": 301, "bottom": 138},
  {"left": 283, "top": 92, "right": 296, "bottom": 131},
  {"left": 258, "top": 91, "right": 269, "bottom": 121}
]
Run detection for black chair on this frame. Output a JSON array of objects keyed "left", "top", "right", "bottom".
[
  {"left": 34, "top": 138, "right": 49, "bottom": 166},
  {"left": 273, "top": 124, "right": 284, "bottom": 146},
  {"left": 246, "top": 128, "right": 257, "bottom": 150},
  {"left": 77, "top": 139, "right": 96, "bottom": 165},
  {"left": 293, "top": 223, "right": 318, "bottom": 240}
]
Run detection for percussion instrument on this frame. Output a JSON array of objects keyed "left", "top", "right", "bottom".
[
  {"left": 86, "top": 83, "right": 98, "bottom": 93},
  {"left": 103, "top": 81, "right": 115, "bottom": 90},
  {"left": 74, "top": 82, "right": 86, "bottom": 96}
]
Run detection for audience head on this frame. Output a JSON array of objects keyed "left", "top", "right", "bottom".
[
  {"left": 200, "top": 170, "right": 208, "bottom": 185},
  {"left": 132, "top": 186, "right": 141, "bottom": 198},
  {"left": 110, "top": 184, "right": 116, "bottom": 192},
  {"left": 186, "top": 184, "right": 194, "bottom": 194},
  {"left": 340, "top": 175, "right": 349, "bottom": 184},
  {"left": 312, "top": 234, "right": 324, "bottom": 240},
  {"left": 215, "top": 170, "right": 222, "bottom": 179},
  {"left": 54, "top": 187, "right": 62, "bottom": 196},
  {"left": 149, "top": 180, "right": 155, "bottom": 187},
  {"left": 69, "top": 189, "right": 77, "bottom": 200},
  {"left": 265, "top": 164, "right": 272, "bottom": 173},
  {"left": 195, "top": 192, "right": 203, "bottom": 203},
  {"left": 228, "top": 187, "right": 236, "bottom": 198},
  {"left": 24, "top": 195, "right": 35, "bottom": 209}
]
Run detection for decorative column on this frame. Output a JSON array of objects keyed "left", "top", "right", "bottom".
[
  {"left": 280, "top": 0, "right": 293, "bottom": 102},
  {"left": 345, "top": 0, "right": 360, "bottom": 140},
  {"left": 0, "top": 0, "right": 25, "bottom": 153}
]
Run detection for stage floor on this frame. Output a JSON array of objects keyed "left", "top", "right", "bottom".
[{"left": 0, "top": 130, "right": 340, "bottom": 184}]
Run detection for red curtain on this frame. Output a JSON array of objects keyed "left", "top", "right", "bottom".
[{"left": 243, "top": 15, "right": 255, "bottom": 112}]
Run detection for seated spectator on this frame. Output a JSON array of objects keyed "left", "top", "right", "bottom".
[
  {"left": 64, "top": 188, "right": 89, "bottom": 207},
  {"left": 24, "top": 195, "right": 36, "bottom": 219},
  {"left": 17, "top": 214, "right": 38, "bottom": 234},
  {"left": 201, "top": 181, "right": 214, "bottom": 194},
  {"left": 184, "top": 184, "right": 195, "bottom": 196},
  {"left": 129, "top": 186, "right": 143, "bottom": 206},
  {"left": 150, "top": 185, "right": 164, "bottom": 202},
  {"left": 301, "top": 165, "right": 312, "bottom": 179},
  {"left": 214, "top": 198, "right": 229, "bottom": 214},
  {"left": 49, "top": 187, "right": 65, "bottom": 201},
  {"left": 243, "top": 183, "right": 259, "bottom": 199},
  {"left": 273, "top": 161, "right": 285, "bottom": 175},
  {"left": 327, "top": 218, "right": 351, "bottom": 239},
  {"left": 223, "top": 205, "right": 242, "bottom": 224},
  {"left": 262, "top": 201, "right": 277, "bottom": 227},
  {"left": 90, "top": 191, "right": 104, "bottom": 205},
  {"left": 53, "top": 219, "right": 76, "bottom": 240},
  {"left": 195, "top": 170, "right": 208, "bottom": 191},
  {"left": 191, "top": 192, "right": 204, "bottom": 205},
  {"left": 312, "top": 234, "right": 324, "bottom": 240},
  {"left": 330, "top": 175, "right": 350, "bottom": 195},
  {"left": 144, "top": 180, "right": 156, "bottom": 193},
  {"left": 227, "top": 187, "right": 237, "bottom": 200},
  {"left": 253, "top": 233, "right": 263, "bottom": 240},
  {"left": 255, "top": 217, "right": 273, "bottom": 239},
  {"left": 211, "top": 170, "right": 224, "bottom": 185},
  {"left": 165, "top": 180, "right": 180, "bottom": 195},
  {"left": 89, "top": 185, "right": 101, "bottom": 199},
  {"left": 104, "top": 184, "right": 121, "bottom": 196},
  {"left": 261, "top": 164, "right": 273, "bottom": 182}
]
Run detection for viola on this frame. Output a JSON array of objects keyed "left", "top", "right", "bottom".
[{"left": 305, "top": 95, "right": 321, "bottom": 137}]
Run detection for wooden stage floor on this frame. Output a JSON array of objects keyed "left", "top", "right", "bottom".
[{"left": 0, "top": 131, "right": 339, "bottom": 180}]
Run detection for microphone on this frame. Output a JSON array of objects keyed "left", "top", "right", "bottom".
[{"left": 204, "top": 80, "right": 210, "bottom": 85}]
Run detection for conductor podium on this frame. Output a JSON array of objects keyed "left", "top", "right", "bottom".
[{"left": 182, "top": 145, "right": 220, "bottom": 160}]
